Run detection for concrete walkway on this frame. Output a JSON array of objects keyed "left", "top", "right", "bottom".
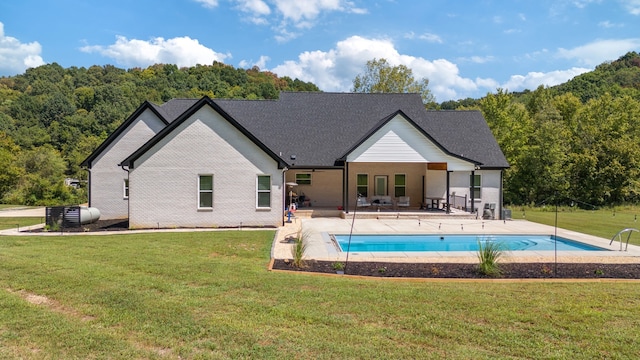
[
  {"left": 0, "top": 206, "right": 45, "bottom": 217},
  {"left": 272, "top": 216, "right": 640, "bottom": 264}
]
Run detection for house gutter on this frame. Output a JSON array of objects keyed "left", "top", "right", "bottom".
[{"left": 282, "top": 167, "right": 288, "bottom": 226}]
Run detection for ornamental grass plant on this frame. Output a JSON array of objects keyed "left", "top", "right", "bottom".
[{"left": 477, "top": 239, "right": 504, "bottom": 277}]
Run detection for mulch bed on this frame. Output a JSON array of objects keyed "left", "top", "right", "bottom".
[{"left": 272, "top": 259, "right": 640, "bottom": 279}]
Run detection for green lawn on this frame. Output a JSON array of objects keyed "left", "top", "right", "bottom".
[
  {"left": 1, "top": 231, "right": 640, "bottom": 359},
  {"left": 510, "top": 205, "right": 640, "bottom": 245},
  {"left": 0, "top": 217, "right": 44, "bottom": 230}
]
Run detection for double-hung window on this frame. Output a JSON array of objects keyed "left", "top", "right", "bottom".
[
  {"left": 394, "top": 174, "right": 406, "bottom": 197},
  {"left": 470, "top": 174, "right": 481, "bottom": 199},
  {"left": 356, "top": 174, "right": 368, "bottom": 197},
  {"left": 123, "top": 179, "right": 129, "bottom": 199},
  {"left": 257, "top": 175, "right": 271, "bottom": 208},
  {"left": 198, "top": 175, "right": 213, "bottom": 209}
]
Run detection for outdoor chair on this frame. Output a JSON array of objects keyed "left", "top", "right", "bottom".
[
  {"left": 357, "top": 197, "right": 371, "bottom": 208},
  {"left": 397, "top": 196, "right": 410, "bottom": 208}
]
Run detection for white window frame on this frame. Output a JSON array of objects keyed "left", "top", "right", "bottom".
[
  {"left": 123, "top": 179, "right": 129, "bottom": 199},
  {"left": 256, "top": 175, "right": 271, "bottom": 209},
  {"left": 295, "top": 173, "right": 312, "bottom": 185},
  {"left": 198, "top": 174, "right": 213, "bottom": 209},
  {"left": 471, "top": 174, "right": 482, "bottom": 200}
]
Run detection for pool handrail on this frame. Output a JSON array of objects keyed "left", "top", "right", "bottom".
[{"left": 609, "top": 228, "right": 639, "bottom": 251}]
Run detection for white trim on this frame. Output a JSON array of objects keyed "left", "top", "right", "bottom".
[
  {"left": 123, "top": 178, "right": 129, "bottom": 199},
  {"left": 471, "top": 174, "right": 482, "bottom": 200},
  {"left": 198, "top": 174, "right": 213, "bottom": 210},
  {"left": 256, "top": 175, "right": 271, "bottom": 209}
]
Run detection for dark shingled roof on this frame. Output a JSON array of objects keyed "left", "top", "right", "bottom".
[
  {"left": 109, "top": 92, "right": 508, "bottom": 170},
  {"left": 155, "top": 99, "right": 199, "bottom": 123},
  {"left": 213, "top": 92, "right": 509, "bottom": 169}
]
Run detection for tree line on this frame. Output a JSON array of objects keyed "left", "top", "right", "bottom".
[
  {"left": 0, "top": 62, "right": 318, "bottom": 205},
  {"left": 1, "top": 52, "right": 639, "bottom": 207}
]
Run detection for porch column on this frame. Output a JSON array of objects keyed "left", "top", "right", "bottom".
[
  {"left": 470, "top": 170, "right": 475, "bottom": 215},
  {"left": 343, "top": 162, "right": 349, "bottom": 213},
  {"left": 446, "top": 171, "right": 451, "bottom": 214}
]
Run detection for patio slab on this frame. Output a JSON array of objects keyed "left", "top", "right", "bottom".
[{"left": 272, "top": 216, "right": 640, "bottom": 264}]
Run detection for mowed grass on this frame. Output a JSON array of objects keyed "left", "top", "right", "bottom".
[
  {"left": 0, "top": 217, "right": 45, "bottom": 230},
  {"left": 511, "top": 205, "right": 640, "bottom": 244},
  {"left": 1, "top": 231, "right": 640, "bottom": 359}
]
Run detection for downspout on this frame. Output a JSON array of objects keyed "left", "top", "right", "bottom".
[
  {"left": 282, "top": 167, "right": 288, "bottom": 226},
  {"left": 83, "top": 167, "right": 91, "bottom": 206},
  {"left": 120, "top": 164, "right": 129, "bottom": 223}
]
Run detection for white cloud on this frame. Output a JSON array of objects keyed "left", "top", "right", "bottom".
[
  {"left": 194, "top": 0, "right": 219, "bottom": 8},
  {"left": 270, "top": 35, "right": 495, "bottom": 101},
  {"left": 464, "top": 55, "right": 495, "bottom": 64},
  {"left": 598, "top": 20, "right": 623, "bottom": 28},
  {"left": 557, "top": 38, "right": 640, "bottom": 66},
  {"left": 0, "top": 22, "right": 45, "bottom": 75},
  {"left": 500, "top": 67, "right": 591, "bottom": 92},
  {"left": 272, "top": 0, "right": 367, "bottom": 23},
  {"left": 80, "top": 35, "right": 229, "bottom": 68},
  {"left": 231, "top": 0, "right": 367, "bottom": 41},
  {"left": 239, "top": 55, "right": 270, "bottom": 69},
  {"left": 405, "top": 31, "right": 443, "bottom": 43},
  {"left": 418, "top": 33, "right": 443, "bottom": 44},
  {"left": 620, "top": 0, "right": 640, "bottom": 14},
  {"left": 238, "top": 0, "right": 270, "bottom": 14}
]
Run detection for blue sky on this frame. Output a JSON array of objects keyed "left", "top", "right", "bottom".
[{"left": 1, "top": 0, "right": 639, "bottom": 101}]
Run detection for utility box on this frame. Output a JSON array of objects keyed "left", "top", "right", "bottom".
[
  {"left": 482, "top": 203, "right": 496, "bottom": 220},
  {"left": 502, "top": 208, "right": 512, "bottom": 220}
]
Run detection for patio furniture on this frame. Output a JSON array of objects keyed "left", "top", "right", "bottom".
[
  {"left": 357, "top": 197, "right": 372, "bottom": 208},
  {"left": 425, "top": 197, "right": 445, "bottom": 210},
  {"left": 371, "top": 196, "right": 394, "bottom": 209},
  {"left": 397, "top": 196, "right": 410, "bottom": 208}
]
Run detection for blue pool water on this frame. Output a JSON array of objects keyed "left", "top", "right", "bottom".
[{"left": 333, "top": 234, "right": 605, "bottom": 252}]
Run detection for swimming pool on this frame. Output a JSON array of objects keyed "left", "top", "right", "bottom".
[{"left": 332, "top": 234, "right": 606, "bottom": 252}]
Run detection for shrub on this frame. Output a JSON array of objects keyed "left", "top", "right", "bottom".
[
  {"left": 477, "top": 239, "right": 504, "bottom": 277},
  {"left": 291, "top": 230, "right": 308, "bottom": 268}
]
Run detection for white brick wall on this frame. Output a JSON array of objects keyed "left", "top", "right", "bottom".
[
  {"left": 90, "top": 109, "right": 166, "bottom": 219},
  {"left": 450, "top": 170, "right": 502, "bottom": 216},
  {"left": 129, "top": 106, "right": 283, "bottom": 228}
]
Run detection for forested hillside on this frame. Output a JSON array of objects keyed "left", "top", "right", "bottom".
[
  {"left": 0, "top": 62, "right": 319, "bottom": 205},
  {"left": 1, "top": 52, "right": 639, "bottom": 207},
  {"left": 476, "top": 52, "right": 640, "bottom": 206}
]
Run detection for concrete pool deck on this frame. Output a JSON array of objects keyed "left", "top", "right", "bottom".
[{"left": 273, "top": 217, "right": 640, "bottom": 264}]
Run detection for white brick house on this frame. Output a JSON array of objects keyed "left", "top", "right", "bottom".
[{"left": 82, "top": 92, "right": 509, "bottom": 228}]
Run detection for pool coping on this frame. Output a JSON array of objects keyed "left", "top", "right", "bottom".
[{"left": 272, "top": 217, "right": 640, "bottom": 264}]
